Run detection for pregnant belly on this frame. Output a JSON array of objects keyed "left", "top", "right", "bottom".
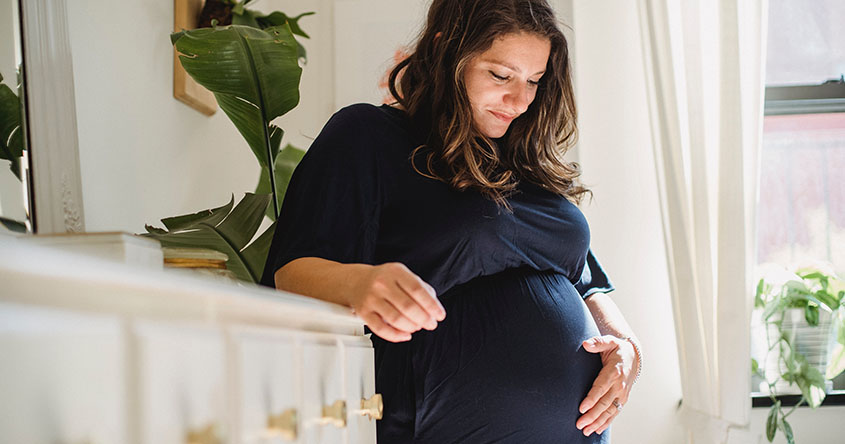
[{"left": 379, "top": 267, "right": 606, "bottom": 443}]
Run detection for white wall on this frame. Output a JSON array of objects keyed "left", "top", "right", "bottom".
[
  {"left": 66, "top": 0, "right": 335, "bottom": 233},
  {"left": 333, "top": 0, "right": 430, "bottom": 108},
  {"left": 570, "top": 1, "right": 684, "bottom": 443},
  {"left": 260, "top": 0, "right": 338, "bottom": 151}
]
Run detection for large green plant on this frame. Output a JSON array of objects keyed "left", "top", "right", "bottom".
[
  {"left": 144, "top": 16, "right": 311, "bottom": 282},
  {"left": 170, "top": 22, "right": 303, "bottom": 217},
  {"left": 752, "top": 264, "right": 845, "bottom": 444}
]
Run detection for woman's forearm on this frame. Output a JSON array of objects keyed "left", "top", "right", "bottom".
[
  {"left": 585, "top": 293, "right": 636, "bottom": 340},
  {"left": 578, "top": 292, "right": 641, "bottom": 434},
  {"left": 274, "top": 257, "right": 445, "bottom": 342},
  {"left": 274, "top": 257, "right": 372, "bottom": 308},
  {"left": 585, "top": 292, "right": 642, "bottom": 381}
]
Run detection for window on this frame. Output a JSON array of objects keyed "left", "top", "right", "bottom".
[{"left": 752, "top": 0, "right": 845, "bottom": 406}]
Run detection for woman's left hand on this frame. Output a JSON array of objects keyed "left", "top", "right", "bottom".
[{"left": 576, "top": 335, "right": 639, "bottom": 436}]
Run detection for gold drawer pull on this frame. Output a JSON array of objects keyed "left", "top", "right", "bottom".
[
  {"left": 185, "top": 423, "right": 220, "bottom": 444},
  {"left": 321, "top": 399, "right": 347, "bottom": 427},
  {"left": 360, "top": 393, "right": 384, "bottom": 420},
  {"left": 267, "top": 408, "right": 298, "bottom": 440}
]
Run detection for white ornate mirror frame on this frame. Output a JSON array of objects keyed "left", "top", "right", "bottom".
[{"left": 19, "top": 0, "right": 85, "bottom": 233}]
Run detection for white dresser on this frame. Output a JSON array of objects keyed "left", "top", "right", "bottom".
[{"left": 0, "top": 237, "right": 380, "bottom": 444}]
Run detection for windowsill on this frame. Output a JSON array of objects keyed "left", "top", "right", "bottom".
[{"left": 751, "top": 391, "right": 845, "bottom": 408}]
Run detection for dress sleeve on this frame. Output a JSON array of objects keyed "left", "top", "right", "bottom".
[
  {"left": 260, "top": 106, "right": 383, "bottom": 287},
  {"left": 574, "top": 249, "right": 615, "bottom": 298}
]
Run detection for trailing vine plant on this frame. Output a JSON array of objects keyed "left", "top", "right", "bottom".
[{"left": 752, "top": 264, "right": 845, "bottom": 443}]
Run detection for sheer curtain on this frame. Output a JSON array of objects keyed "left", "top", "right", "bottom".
[{"left": 636, "top": 0, "right": 768, "bottom": 442}]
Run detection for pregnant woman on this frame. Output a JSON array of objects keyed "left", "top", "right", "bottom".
[{"left": 261, "top": 0, "right": 641, "bottom": 441}]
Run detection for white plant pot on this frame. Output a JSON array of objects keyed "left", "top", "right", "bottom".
[{"left": 751, "top": 308, "right": 836, "bottom": 395}]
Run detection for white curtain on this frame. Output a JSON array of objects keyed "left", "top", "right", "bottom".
[{"left": 636, "top": 0, "right": 768, "bottom": 443}]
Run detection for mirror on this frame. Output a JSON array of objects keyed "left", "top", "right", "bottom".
[
  {"left": 0, "top": 0, "right": 29, "bottom": 233},
  {"left": 4, "top": 0, "right": 85, "bottom": 235}
]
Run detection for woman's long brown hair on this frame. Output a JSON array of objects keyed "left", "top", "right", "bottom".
[{"left": 388, "top": 0, "right": 590, "bottom": 209}]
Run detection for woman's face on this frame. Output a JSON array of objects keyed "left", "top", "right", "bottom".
[{"left": 463, "top": 32, "right": 551, "bottom": 138}]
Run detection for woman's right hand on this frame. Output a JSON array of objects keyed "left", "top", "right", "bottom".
[{"left": 349, "top": 262, "right": 446, "bottom": 342}]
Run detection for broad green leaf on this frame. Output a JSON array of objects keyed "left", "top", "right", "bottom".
[
  {"left": 806, "top": 384, "right": 826, "bottom": 408},
  {"left": 276, "top": 146, "right": 304, "bottom": 203},
  {"left": 813, "top": 289, "right": 839, "bottom": 311},
  {"left": 232, "top": 1, "right": 246, "bottom": 15},
  {"left": 255, "top": 11, "right": 313, "bottom": 61},
  {"left": 0, "top": 73, "right": 24, "bottom": 174},
  {"left": 232, "top": 8, "right": 260, "bottom": 28},
  {"left": 799, "top": 271, "right": 829, "bottom": 286},
  {"left": 256, "top": 143, "right": 305, "bottom": 220},
  {"left": 794, "top": 360, "right": 826, "bottom": 408},
  {"left": 779, "top": 417, "right": 794, "bottom": 444},
  {"left": 784, "top": 289, "right": 829, "bottom": 312},
  {"left": 784, "top": 279, "right": 809, "bottom": 295},
  {"left": 159, "top": 196, "right": 234, "bottom": 231},
  {"left": 271, "top": 144, "right": 305, "bottom": 210},
  {"left": 804, "top": 304, "right": 819, "bottom": 326},
  {"left": 755, "top": 278, "right": 766, "bottom": 308},
  {"left": 268, "top": 125, "right": 283, "bottom": 162},
  {"left": 214, "top": 93, "right": 272, "bottom": 168},
  {"left": 805, "top": 363, "right": 826, "bottom": 387},
  {"left": 255, "top": 126, "right": 286, "bottom": 219},
  {"left": 256, "top": 164, "right": 271, "bottom": 197},
  {"left": 0, "top": 216, "right": 27, "bottom": 233},
  {"left": 766, "top": 401, "right": 779, "bottom": 442},
  {"left": 172, "top": 24, "right": 301, "bottom": 168},
  {"left": 781, "top": 371, "right": 796, "bottom": 383},
  {"left": 144, "top": 225, "right": 167, "bottom": 235},
  {"left": 216, "top": 192, "right": 271, "bottom": 249},
  {"left": 752, "top": 358, "right": 759, "bottom": 375},
  {"left": 763, "top": 297, "right": 792, "bottom": 320},
  {"left": 256, "top": 11, "right": 314, "bottom": 38},
  {"left": 147, "top": 225, "right": 255, "bottom": 282},
  {"left": 142, "top": 194, "right": 273, "bottom": 283},
  {"left": 241, "top": 219, "right": 276, "bottom": 280}
]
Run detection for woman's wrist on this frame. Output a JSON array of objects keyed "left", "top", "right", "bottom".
[{"left": 622, "top": 336, "right": 642, "bottom": 385}]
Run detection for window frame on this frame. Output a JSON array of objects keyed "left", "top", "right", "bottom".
[
  {"left": 751, "top": 75, "right": 845, "bottom": 408},
  {"left": 764, "top": 76, "right": 845, "bottom": 116}
]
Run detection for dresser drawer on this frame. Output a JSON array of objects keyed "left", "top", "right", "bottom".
[
  {"left": 134, "top": 321, "right": 227, "bottom": 444},
  {"left": 344, "top": 338, "right": 378, "bottom": 444},
  {"left": 0, "top": 302, "right": 127, "bottom": 444},
  {"left": 301, "top": 340, "right": 345, "bottom": 444},
  {"left": 230, "top": 326, "right": 300, "bottom": 444}
]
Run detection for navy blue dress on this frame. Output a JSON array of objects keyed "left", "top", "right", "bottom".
[{"left": 261, "top": 103, "right": 615, "bottom": 443}]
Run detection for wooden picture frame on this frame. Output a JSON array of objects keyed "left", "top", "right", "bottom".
[{"left": 173, "top": 0, "right": 217, "bottom": 116}]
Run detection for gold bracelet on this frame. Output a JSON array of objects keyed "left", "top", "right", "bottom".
[{"left": 622, "top": 336, "right": 642, "bottom": 385}]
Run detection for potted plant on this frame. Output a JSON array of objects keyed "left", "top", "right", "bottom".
[
  {"left": 142, "top": 9, "right": 312, "bottom": 283},
  {"left": 751, "top": 262, "right": 845, "bottom": 443}
]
